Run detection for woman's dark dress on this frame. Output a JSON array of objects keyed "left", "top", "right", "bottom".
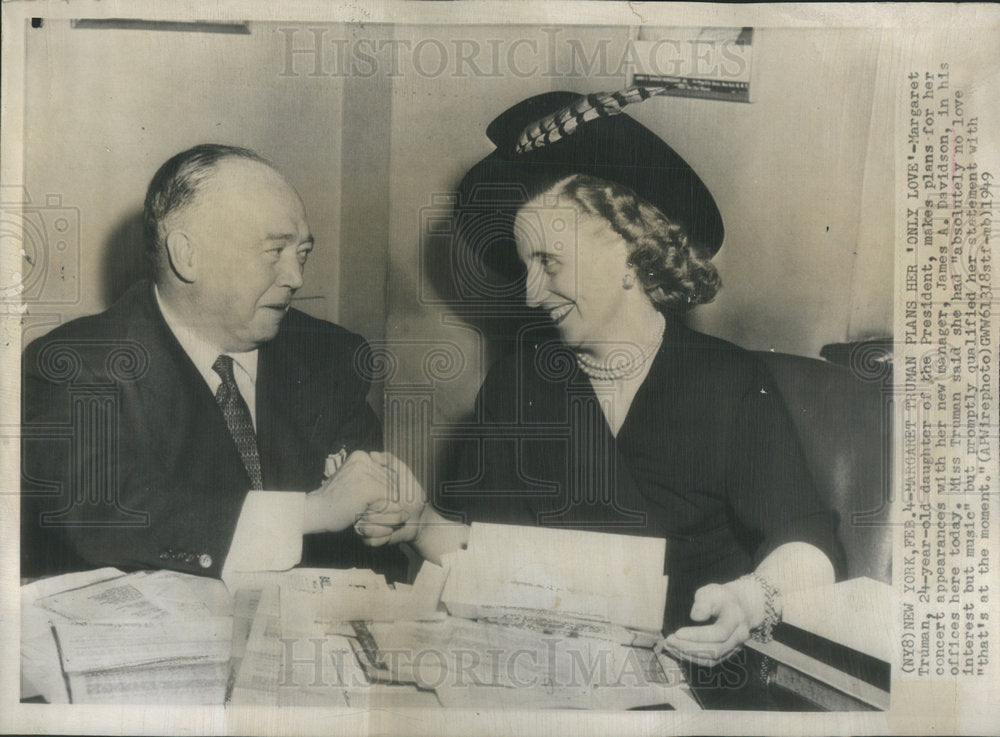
[{"left": 438, "top": 319, "right": 846, "bottom": 635}]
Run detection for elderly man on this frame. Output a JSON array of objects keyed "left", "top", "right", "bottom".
[{"left": 21, "top": 144, "right": 420, "bottom": 581}]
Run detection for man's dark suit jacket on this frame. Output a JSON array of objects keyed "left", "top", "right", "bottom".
[{"left": 21, "top": 280, "right": 405, "bottom": 580}]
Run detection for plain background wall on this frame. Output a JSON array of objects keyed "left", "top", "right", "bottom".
[
  {"left": 628, "top": 28, "right": 893, "bottom": 354},
  {"left": 20, "top": 21, "right": 895, "bottom": 488},
  {"left": 21, "top": 21, "right": 351, "bottom": 346}
]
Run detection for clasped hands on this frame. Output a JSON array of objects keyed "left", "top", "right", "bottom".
[{"left": 303, "top": 450, "right": 426, "bottom": 545}]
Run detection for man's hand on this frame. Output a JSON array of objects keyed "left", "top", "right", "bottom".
[
  {"left": 353, "top": 451, "right": 427, "bottom": 547},
  {"left": 303, "top": 450, "right": 401, "bottom": 534},
  {"left": 658, "top": 580, "right": 758, "bottom": 667}
]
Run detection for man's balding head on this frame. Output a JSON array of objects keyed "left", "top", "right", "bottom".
[
  {"left": 143, "top": 144, "right": 273, "bottom": 277},
  {"left": 145, "top": 144, "right": 314, "bottom": 352}
]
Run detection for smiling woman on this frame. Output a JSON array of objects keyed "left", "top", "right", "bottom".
[
  {"left": 515, "top": 188, "right": 644, "bottom": 350},
  {"left": 375, "top": 90, "right": 848, "bottom": 705},
  {"left": 512, "top": 174, "right": 725, "bottom": 433}
]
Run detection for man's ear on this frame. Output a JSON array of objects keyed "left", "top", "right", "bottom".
[{"left": 164, "top": 230, "right": 197, "bottom": 283}]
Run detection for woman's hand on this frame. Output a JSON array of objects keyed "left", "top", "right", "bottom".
[
  {"left": 353, "top": 451, "right": 427, "bottom": 547},
  {"left": 350, "top": 452, "right": 472, "bottom": 562},
  {"left": 659, "top": 544, "right": 833, "bottom": 667},
  {"left": 659, "top": 580, "right": 758, "bottom": 667},
  {"left": 303, "top": 450, "right": 398, "bottom": 534},
  {"left": 353, "top": 499, "right": 412, "bottom": 546}
]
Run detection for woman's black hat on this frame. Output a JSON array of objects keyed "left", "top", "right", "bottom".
[{"left": 454, "top": 89, "right": 724, "bottom": 285}]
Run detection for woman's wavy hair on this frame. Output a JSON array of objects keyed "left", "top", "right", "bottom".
[{"left": 545, "top": 174, "right": 721, "bottom": 313}]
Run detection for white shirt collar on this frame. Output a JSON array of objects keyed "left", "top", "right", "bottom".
[{"left": 154, "top": 284, "right": 258, "bottom": 390}]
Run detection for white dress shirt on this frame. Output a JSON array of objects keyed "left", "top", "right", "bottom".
[
  {"left": 155, "top": 287, "right": 260, "bottom": 425},
  {"left": 154, "top": 286, "right": 304, "bottom": 585}
]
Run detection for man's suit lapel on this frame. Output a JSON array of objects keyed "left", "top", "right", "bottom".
[
  {"left": 257, "top": 333, "right": 324, "bottom": 491},
  {"left": 127, "top": 283, "right": 324, "bottom": 494},
  {"left": 126, "top": 282, "right": 251, "bottom": 493}
]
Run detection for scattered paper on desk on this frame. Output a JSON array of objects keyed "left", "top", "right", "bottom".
[
  {"left": 21, "top": 546, "right": 676, "bottom": 709},
  {"left": 229, "top": 584, "right": 282, "bottom": 706},
  {"left": 23, "top": 569, "right": 233, "bottom": 705},
  {"left": 320, "top": 561, "right": 448, "bottom": 624},
  {"left": 277, "top": 686, "right": 349, "bottom": 707},
  {"left": 441, "top": 523, "right": 668, "bottom": 637},
  {"left": 36, "top": 569, "right": 216, "bottom": 622},
  {"left": 434, "top": 681, "right": 698, "bottom": 711},
  {"left": 345, "top": 683, "right": 443, "bottom": 710},
  {"left": 67, "top": 661, "right": 229, "bottom": 705},
  {"left": 278, "top": 634, "right": 367, "bottom": 706},
  {"left": 21, "top": 568, "right": 126, "bottom": 703},
  {"left": 225, "top": 565, "right": 446, "bottom": 635},
  {"left": 54, "top": 617, "right": 232, "bottom": 672},
  {"left": 355, "top": 617, "right": 694, "bottom": 710},
  {"left": 23, "top": 568, "right": 127, "bottom": 603},
  {"left": 227, "top": 587, "right": 263, "bottom": 699}
]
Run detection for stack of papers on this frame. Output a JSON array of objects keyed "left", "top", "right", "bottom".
[
  {"left": 22, "top": 568, "right": 123, "bottom": 703},
  {"left": 350, "top": 604, "right": 696, "bottom": 709},
  {"left": 54, "top": 619, "right": 232, "bottom": 705},
  {"left": 348, "top": 523, "right": 694, "bottom": 710},
  {"left": 441, "top": 523, "right": 669, "bottom": 645},
  {"left": 22, "top": 525, "right": 688, "bottom": 710},
  {"left": 224, "top": 564, "right": 447, "bottom": 637},
  {"left": 225, "top": 564, "right": 448, "bottom": 706},
  {"left": 24, "top": 569, "right": 233, "bottom": 704},
  {"left": 228, "top": 584, "right": 283, "bottom": 706}
]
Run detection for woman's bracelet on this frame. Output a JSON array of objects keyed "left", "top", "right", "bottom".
[{"left": 745, "top": 572, "right": 781, "bottom": 643}]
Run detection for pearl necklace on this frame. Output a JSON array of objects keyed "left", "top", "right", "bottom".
[{"left": 576, "top": 338, "right": 662, "bottom": 381}]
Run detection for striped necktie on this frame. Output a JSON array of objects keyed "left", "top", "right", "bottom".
[{"left": 212, "top": 354, "right": 263, "bottom": 490}]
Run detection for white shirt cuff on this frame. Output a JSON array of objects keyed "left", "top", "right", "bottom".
[{"left": 222, "top": 491, "right": 304, "bottom": 582}]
